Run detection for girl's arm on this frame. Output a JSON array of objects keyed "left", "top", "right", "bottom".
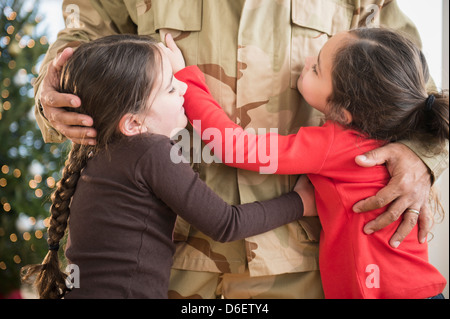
[
  {"left": 161, "top": 34, "right": 331, "bottom": 175},
  {"left": 175, "top": 66, "right": 334, "bottom": 175},
  {"left": 138, "top": 135, "right": 312, "bottom": 243}
]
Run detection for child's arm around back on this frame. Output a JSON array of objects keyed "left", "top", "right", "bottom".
[{"left": 138, "top": 134, "right": 314, "bottom": 243}]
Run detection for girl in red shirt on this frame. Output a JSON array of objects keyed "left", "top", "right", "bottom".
[{"left": 165, "top": 28, "right": 449, "bottom": 298}]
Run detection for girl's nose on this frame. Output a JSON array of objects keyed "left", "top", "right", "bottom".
[
  {"left": 176, "top": 79, "right": 188, "bottom": 96},
  {"left": 304, "top": 56, "right": 315, "bottom": 69}
]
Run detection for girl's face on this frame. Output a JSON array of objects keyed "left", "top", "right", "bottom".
[
  {"left": 297, "top": 32, "right": 352, "bottom": 114},
  {"left": 142, "top": 52, "right": 188, "bottom": 138}
]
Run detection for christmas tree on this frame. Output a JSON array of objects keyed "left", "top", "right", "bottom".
[{"left": 0, "top": 0, "right": 69, "bottom": 298}]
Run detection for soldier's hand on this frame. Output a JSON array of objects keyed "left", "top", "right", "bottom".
[
  {"left": 353, "top": 143, "right": 432, "bottom": 248},
  {"left": 40, "top": 47, "right": 96, "bottom": 145},
  {"left": 294, "top": 175, "right": 318, "bottom": 217}
]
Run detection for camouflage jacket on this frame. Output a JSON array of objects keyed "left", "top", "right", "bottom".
[{"left": 34, "top": 0, "right": 449, "bottom": 277}]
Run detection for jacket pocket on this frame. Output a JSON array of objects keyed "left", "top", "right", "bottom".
[
  {"left": 290, "top": 0, "right": 354, "bottom": 88},
  {"left": 136, "top": 0, "right": 202, "bottom": 35}
]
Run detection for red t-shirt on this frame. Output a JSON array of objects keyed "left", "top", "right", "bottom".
[{"left": 176, "top": 66, "right": 446, "bottom": 299}]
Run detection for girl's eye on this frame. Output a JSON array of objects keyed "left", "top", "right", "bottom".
[
  {"left": 169, "top": 87, "right": 176, "bottom": 93},
  {"left": 312, "top": 64, "right": 318, "bottom": 75}
]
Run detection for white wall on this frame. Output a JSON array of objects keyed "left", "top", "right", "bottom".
[
  {"left": 36, "top": 0, "right": 64, "bottom": 43},
  {"left": 398, "top": 0, "right": 449, "bottom": 299}
]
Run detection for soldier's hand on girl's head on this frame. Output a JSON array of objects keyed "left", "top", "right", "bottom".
[{"left": 40, "top": 47, "right": 96, "bottom": 145}]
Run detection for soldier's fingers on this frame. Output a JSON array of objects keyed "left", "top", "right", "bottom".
[
  {"left": 41, "top": 91, "right": 81, "bottom": 109},
  {"left": 53, "top": 47, "right": 74, "bottom": 71},
  {"left": 49, "top": 108, "right": 94, "bottom": 129},
  {"left": 418, "top": 204, "right": 434, "bottom": 244},
  {"left": 55, "top": 124, "right": 97, "bottom": 145},
  {"left": 42, "top": 48, "right": 76, "bottom": 91},
  {"left": 353, "top": 185, "right": 399, "bottom": 213},
  {"left": 69, "top": 137, "right": 97, "bottom": 146},
  {"left": 362, "top": 197, "right": 409, "bottom": 235},
  {"left": 389, "top": 210, "right": 420, "bottom": 248}
]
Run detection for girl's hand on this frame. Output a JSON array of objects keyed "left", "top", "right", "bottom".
[
  {"left": 294, "top": 175, "right": 318, "bottom": 217},
  {"left": 159, "top": 33, "right": 186, "bottom": 73}
]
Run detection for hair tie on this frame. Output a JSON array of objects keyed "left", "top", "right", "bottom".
[
  {"left": 425, "top": 94, "right": 435, "bottom": 111},
  {"left": 48, "top": 243, "right": 60, "bottom": 251}
]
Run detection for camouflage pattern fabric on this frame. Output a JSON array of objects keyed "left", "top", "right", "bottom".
[
  {"left": 168, "top": 268, "right": 323, "bottom": 299},
  {"left": 34, "top": 0, "right": 448, "bottom": 298}
]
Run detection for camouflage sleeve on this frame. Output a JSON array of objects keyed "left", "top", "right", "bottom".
[
  {"left": 400, "top": 139, "right": 449, "bottom": 184},
  {"left": 34, "top": 0, "right": 131, "bottom": 143},
  {"left": 375, "top": 0, "right": 448, "bottom": 181}
]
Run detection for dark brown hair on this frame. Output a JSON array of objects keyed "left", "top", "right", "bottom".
[
  {"left": 328, "top": 28, "right": 449, "bottom": 154},
  {"left": 21, "top": 34, "right": 162, "bottom": 298}
]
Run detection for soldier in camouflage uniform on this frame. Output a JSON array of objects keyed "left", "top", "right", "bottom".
[{"left": 34, "top": 0, "right": 448, "bottom": 298}]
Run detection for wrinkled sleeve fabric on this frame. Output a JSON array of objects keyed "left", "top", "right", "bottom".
[{"left": 135, "top": 135, "right": 304, "bottom": 243}]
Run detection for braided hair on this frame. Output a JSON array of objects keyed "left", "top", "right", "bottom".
[{"left": 22, "top": 144, "right": 92, "bottom": 298}]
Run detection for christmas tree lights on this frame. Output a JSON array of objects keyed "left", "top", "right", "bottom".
[{"left": 0, "top": 0, "right": 69, "bottom": 298}]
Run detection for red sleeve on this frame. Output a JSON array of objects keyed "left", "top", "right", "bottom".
[{"left": 176, "top": 66, "right": 334, "bottom": 175}]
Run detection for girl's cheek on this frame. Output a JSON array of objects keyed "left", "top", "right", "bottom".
[
  {"left": 297, "top": 73, "right": 304, "bottom": 90},
  {"left": 297, "top": 73, "right": 308, "bottom": 95}
]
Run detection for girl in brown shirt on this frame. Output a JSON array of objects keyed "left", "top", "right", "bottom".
[{"left": 22, "top": 35, "right": 314, "bottom": 299}]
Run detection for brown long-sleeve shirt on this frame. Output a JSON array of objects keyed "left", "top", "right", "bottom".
[{"left": 64, "top": 134, "right": 303, "bottom": 298}]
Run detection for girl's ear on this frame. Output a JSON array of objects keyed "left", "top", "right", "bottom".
[
  {"left": 341, "top": 108, "right": 353, "bottom": 124},
  {"left": 119, "top": 113, "right": 146, "bottom": 136}
]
